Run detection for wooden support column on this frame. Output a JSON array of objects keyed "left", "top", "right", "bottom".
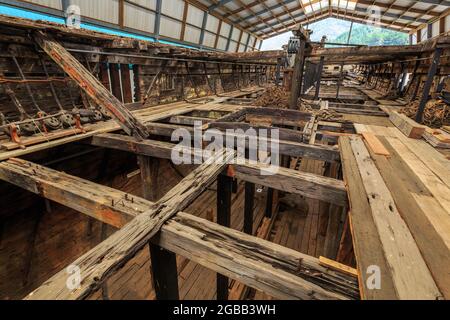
[
  {"left": 139, "top": 156, "right": 179, "bottom": 300},
  {"left": 217, "top": 173, "right": 233, "bottom": 300},
  {"left": 289, "top": 40, "right": 306, "bottom": 109},
  {"left": 99, "top": 62, "right": 110, "bottom": 91},
  {"left": 110, "top": 64, "right": 123, "bottom": 102},
  {"left": 416, "top": 48, "right": 443, "bottom": 123},
  {"left": 265, "top": 188, "right": 274, "bottom": 218},
  {"left": 244, "top": 181, "right": 255, "bottom": 235},
  {"left": 133, "top": 64, "right": 144, "bottom": 102},
  {"left": 314, "top": 56, "right": 325, "bottom": 100},
  {"left": 120, "top": 64, "right": 133, "bottom": 103}
]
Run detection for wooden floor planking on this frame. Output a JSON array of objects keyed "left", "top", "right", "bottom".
[{"left": 347, "top": 136, "right": 442, "bottom": 300}]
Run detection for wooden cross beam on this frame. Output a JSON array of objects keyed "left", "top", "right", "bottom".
[
  {"left": 0, "top": 158, "right": 359, "bottom": 300},
  {"left": 22, "top": 148, "right": 234, "bottom": 299},
  {"left": 89, "top": 134, "right": 347, "bottom": 205},
  {"left": 143, "top": 123, "right": 341, "bottom": 162},
  {"left": 33, "top": 31, "right": 149, "bottom": 140}
]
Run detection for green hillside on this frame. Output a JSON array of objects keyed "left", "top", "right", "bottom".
[{"left": 334, "top": 24, "right": 408, "bottom": 46}]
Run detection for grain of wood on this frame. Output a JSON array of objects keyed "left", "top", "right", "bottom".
[
  {"left": 349, "top": 136, "right": 442, "bottom": 300},
  {"left": 361, "top": 132, "right": 390, "bottom": 156},
  {"left": 25, "top": 149, "right": 235, "bottom": 299},
  {"left": 385, "top": 137, "right": 450, "bottom": 215}
]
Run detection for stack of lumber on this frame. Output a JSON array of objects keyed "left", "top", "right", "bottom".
[{"left": 342, "top": 125, "right": 450, "bottom": 300}]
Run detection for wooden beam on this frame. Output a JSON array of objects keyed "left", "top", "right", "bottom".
[
  {"left": 244, "top": 181, "right": 255, "bottom": 235},
  {"left": 232, "top": 162, "right": 348, "bottom": 206},
  {"left": 0, "top": 158, "right": 358, "bottom": 300},
  {"left": 345, "top": 136, "right": 442, "bottom": 300},
  {"left": 138, "top": 156, "right": 179, "bottom": 300},
  {"left": 89, "top": 134, "right": 346, "bottom": 203},
  {"left": 109, "top": 64, "right": 123, "bottom": 102},
  {"left": 380, "top": 107, "right": 426, "bottom": 139},
  {"left": 216, "top": 173, "right": 233, "bottom": 300},
  {"left": 91, "top": 130, "right": 340, "bottom": 162},
  {"left": 24, "top": 149, "right": 235, "bottom": 299},
  {"left": 33, "top": 31, "right": 149, "bottom": 139},
  {"left": 289, "top": 40, "right": 306, "bottom": 109},
  {"left": 120, "top": 64, "right": 133, "bottom": 103}
]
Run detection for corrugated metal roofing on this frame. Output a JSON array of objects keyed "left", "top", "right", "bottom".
[{"left": 203, "top": 0, "right": 450, "bottom": 38}]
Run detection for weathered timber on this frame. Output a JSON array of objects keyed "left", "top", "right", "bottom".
[
  {"left": 380, "top": 107, "right": 426, "bottom": 139},
  {"left": 232, "top": 162, "right": 348, "bottom": 206},
  {"left": 208, "top": 122, "right": 304, "bottom": 143},
  {"left": 348, "top": 136, "right": 442, "bottom": 300},
  {"left": 169, "top": 115, "right": 213, "bottom": 126},
  {"left": 368, "top": 136, "right": 450, "bottom": 299},
  {"left": 329, "top": 107, "right": 387, "bottom": 117},
  {"left": 139, "top": 156, "right": 179, "bottom": 300},
  {"left": 216, "top": 174, "right": 233, "bottom": 300},
  {"left": 244, "top": 182, "right": 255, "bottom": 235},
  {"left": 89, "top": 134, "right": 345, "bottom": 202},
  {"left": 157, "top": 212, "right": 359, "bottom": 300},
  {"left": 25, "top": 149, "right": 235, "bottom": 299},
  {"left": 0, "top": 159, "right": 358, "bottom": 300},
  {"left": 33, "top": 31, "right": 149, "bottom": 139},
  {"left": 91, "top": 132, "right": 341, "bottom": 162}
]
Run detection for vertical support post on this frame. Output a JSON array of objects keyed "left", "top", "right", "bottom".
[
  {"left": 314, "top": 56, "right": 325, "bottom": 100},
  {"left": 244, "top": 182, "right": 255, "bottom": 235},
  {"left": 416, "top": 48, "right": 442, "bottom": 123},
  {"left": 121, "top": 64, "right": 132, "bottom": 103},
  {"left": 288, "top": 40, "right": 306, "bottom": 109},
  {"left": 119, "top": 0, "right": 125, "bottom": 28},
  {"left": 109, "top": 64, "right": 123, "bottom": 102},
  {"left": 133, "top": 64, "right": 144, "bottom": 102},
  {"left": 265, "top": 188, "right": 274, "bottom": 218},
  {"left": 216, "top": 173, "right": 233, "bottom": 300},
  {"left": 139, "top": 156, "right": 179, "bottom": 300}
]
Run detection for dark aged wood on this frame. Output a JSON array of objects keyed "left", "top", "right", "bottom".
[
  {"left": 216, "top": 174, "right": 233, "bottom": 300},
  {"left": 0, "top": 158, "right": 358, "bottom": 300},
  {"left": 24, "top": 149, "right": 235, "bottom": 299},
  {"left": 232, "top": 162, "right": 348, "bottom": 206},
  {"left": 139, "top": 156, "right": 180, "bottom": 300},
  {"left": 88, "top": 134, "right": 346, "bottom": 203},
  {"left": 91, "top": 131, "right": 340, "bottom": 162},
  {"left": 265, "top": 188, "right": 274, "bottom": 218},
  {"left": 289, "top": 40, "right": 306, "bottom": 109},
  {"left": 209, "top": 122, "right": 304, "bottom": 143},
  {"left": 33, "top": 31, "right": 150, "bottom": 139},
  {"left": 244, "top": 182, "right": 255, "bottom": 235}
]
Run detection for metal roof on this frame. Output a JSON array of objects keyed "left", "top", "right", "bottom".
[{"left": 200, "top": 0, "right": 450, "bottom": 38}]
